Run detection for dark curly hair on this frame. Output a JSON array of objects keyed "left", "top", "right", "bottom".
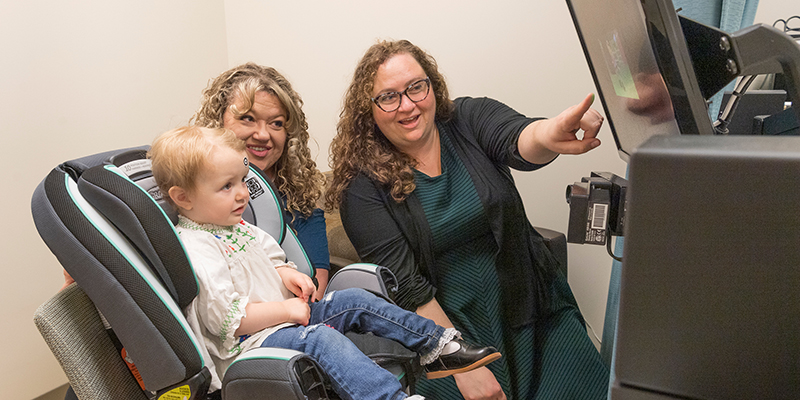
[{"left": 326, "top": 40, "right": 454, "bottom": 208}]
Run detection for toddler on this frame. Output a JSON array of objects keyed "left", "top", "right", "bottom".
[{"left": 149, "top": 126, "right": 500, "bottom": 399}]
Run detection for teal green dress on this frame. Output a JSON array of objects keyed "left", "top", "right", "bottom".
[{"left": 414, "top": 134, "right": 608, "bottom": 399}]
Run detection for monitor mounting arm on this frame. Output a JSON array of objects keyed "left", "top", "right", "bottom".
[{"left": 679, "top": 15, "right": 800, "bottom": 125}]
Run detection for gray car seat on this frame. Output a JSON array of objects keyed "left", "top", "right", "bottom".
[{"left": 31, "top": 146, "right": 421, "bottom": 399}]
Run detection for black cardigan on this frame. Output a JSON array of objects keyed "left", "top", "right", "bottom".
[{"left": 341, "top": 97, "right": 562, "bottom": 328}]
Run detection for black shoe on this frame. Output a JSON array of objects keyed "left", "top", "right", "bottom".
[{"left": 425, "top": 339, "right": 501, "bottom": 379}]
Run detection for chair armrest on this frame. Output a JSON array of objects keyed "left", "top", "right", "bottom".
[
  {"left": 325, "top": 263, "right": 398, "bottom": 304},
  {"left": 344, "top": 331, "right": 422, "bottom": 391},
  {"left": 534, "top": 226, "right": 568, "bottom": 277},
  {"left": 223, "top": 348, "right": 331, "bottom": 400},
  {"left": 322, "top": 265, "right": 423, "bottom": 392}
]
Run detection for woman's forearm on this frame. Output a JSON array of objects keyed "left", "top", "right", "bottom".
[
  {"left": 314, "top": 269, "right": 329, "bottom": 301},
  {"left": 415, "top": 298, "right": 454, "bottom": 328}
]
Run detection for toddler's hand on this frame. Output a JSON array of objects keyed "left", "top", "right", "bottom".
[
  {"left": 283, "top": 297, "right": 311, "bottom": 326},
  {"left": 278, "top": 267, "right": 317, "bottom": 302}
]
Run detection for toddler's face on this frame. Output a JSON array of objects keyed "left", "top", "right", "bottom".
[{"left": 182, "top": 146, "right": 250, "bottom": 226}]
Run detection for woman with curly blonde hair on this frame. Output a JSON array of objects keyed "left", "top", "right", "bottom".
[
  {"left": 328, "top": 40, "right": 609, "bottom": 399},
  {"left": 192, "top": 63, "right": 329, "bottom": 297}
]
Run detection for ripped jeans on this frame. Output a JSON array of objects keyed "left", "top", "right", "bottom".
[{"left": 261, "top": 288, "right": 447, "bottom": 400}]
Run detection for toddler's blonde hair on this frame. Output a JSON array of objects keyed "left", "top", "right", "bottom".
[{"left": 149, "top": 126, "right": 247, "bottom": 203}]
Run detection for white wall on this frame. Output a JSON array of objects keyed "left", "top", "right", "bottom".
[
  {"left": 222, "top": 0, "right": 628, "bottom": 346},
  {"left": 0, "top": 1, "right": 228, "bottom": 398},
  {"left": 755, "top": 0, "right": 797, "bottom": 26},
  {"left": 4, "top": 0, "right": 796, "bottom": 398}
]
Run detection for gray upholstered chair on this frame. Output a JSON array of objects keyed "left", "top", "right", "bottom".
[{"left": 34, "top": 283, "right": 149, "bottom": 400}]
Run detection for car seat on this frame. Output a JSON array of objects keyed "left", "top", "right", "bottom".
[{"left": 31, "top": 146, "right": 421, "bottom": 400}]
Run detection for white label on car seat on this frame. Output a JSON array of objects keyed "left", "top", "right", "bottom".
[
  {"left": 246, "top": 177, "right": 265, "bottom": 199},
  {"left": 119, "top": 159, "right": 152, "bottom": 178}
]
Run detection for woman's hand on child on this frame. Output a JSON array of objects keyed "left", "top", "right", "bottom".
[{"left": 283, "top": 297, "right": 311, "bottom": 325}]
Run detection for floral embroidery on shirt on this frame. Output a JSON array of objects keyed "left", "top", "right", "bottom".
[
  {"left": 237, "top": 226, "right": 257, "bottom": 241},
  {"left": 220, "top": 298, "right": 241, "bottom": 346},
  {"left": 177, "top": 216, "right": 258, "bottom": 258}
]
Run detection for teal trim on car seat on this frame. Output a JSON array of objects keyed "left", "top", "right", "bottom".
[
  {"left": 64, "top": 174, "right": 204, "bottom": 363},
  {"left": 104, "top": 165, "right": 201, "bottom": 291},
  {"left": 231, "top": 348, "right": 301, "bottom": 363}
]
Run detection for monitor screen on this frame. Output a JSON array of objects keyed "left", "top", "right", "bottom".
[{"left": 567, "top": 0, "right": 714, "bottom": 161}]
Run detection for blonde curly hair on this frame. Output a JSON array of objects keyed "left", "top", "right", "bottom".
[
  {"left": 190, "top": 63, "right": 324, "bottom": 217},
  {"left": 326, "top": 40, "right": 454, "bottom": 208}
]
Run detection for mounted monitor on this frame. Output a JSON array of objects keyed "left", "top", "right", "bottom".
[
  {"left": 566, "top": 0, "right": 714, "bottom": 161},
  {"left": 566, "top": 0, "right": 800, "bottom": 399},
  {"left": 615, "top": 133, "right": 800, "bottom": 400},
  {"left": 568, "top": 0, "right": 800, "bottom": 162}
]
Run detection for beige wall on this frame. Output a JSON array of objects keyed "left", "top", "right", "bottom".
[
  {"left": 3, "top": 0, "right": 795, "bottom": 398},
  {"left": 755, "top": 0, "right": 797, "bottom": 26},
  {"left": 0, "top": 1, "right": 228, "bottom": 398}
]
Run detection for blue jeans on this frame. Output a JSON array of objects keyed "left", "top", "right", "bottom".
[{"left": 261, "top": 288, "right": 446, "bottom": 400}]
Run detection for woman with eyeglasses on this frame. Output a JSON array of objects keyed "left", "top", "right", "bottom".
[{"left": 326, "top": 40, "right": 609, "bottom": 399}]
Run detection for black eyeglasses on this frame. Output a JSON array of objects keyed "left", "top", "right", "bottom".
[{"left": 371, "top": 77, "right": 431, "bottom": 112}]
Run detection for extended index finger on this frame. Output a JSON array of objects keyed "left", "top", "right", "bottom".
[
  {"left": 575, "top": 93, "right": 595, "bottom": 116},
  {"left": 563, "top": 93, "right": 596, "bottom": 130}
]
